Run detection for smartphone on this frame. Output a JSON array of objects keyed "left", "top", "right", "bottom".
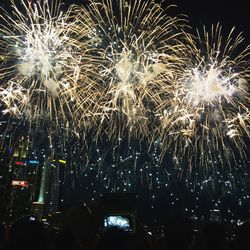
[{"left": 104, "top": 214, "right": 134, "bottom": 232}]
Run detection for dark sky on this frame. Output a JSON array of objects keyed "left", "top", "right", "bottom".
[
  {"left": 173, "top": 0, "right": 249, "bottom": 40},
  {"left": 67, "top": 0, "right": 249, "bottom": 41},
  {"left": 0, "top": 0, "right": 249, "bottom": 41}
]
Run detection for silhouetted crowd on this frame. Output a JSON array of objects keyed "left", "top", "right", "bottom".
[{"left": 0, "top": 215, "right": 250, "bottom": 250}]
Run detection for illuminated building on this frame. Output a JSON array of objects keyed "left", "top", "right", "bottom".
[
  {"left": 0, "top": 119, "right": 45, "bottom": 221},
  {"left": 5, "top": 135, "right": 42, "bottom": 221},
  {"left": 37, "top": 157, "right": 67, "bottom": 217}
]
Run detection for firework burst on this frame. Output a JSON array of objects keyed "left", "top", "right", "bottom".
[
  {"left": 0, "top": 0, "right": 83, "bottom": 126},
  {"left": 75, "top": 0, "right": 186, "bottom": 140},
  {"left": 159, "top": 24, "right": 250, "bottom": 171}
]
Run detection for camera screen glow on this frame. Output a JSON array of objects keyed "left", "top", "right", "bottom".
[{"left": 104, "top": 216, "right": 130, "bottom": 230}]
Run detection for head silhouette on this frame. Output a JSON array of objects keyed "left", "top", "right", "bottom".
[
  {"left": 10, "top": 216, "right": 45, "bottom": 250},
  {"left": 165, "top": 216, "right": 194, "bottom": 250},
  {"left": 202, "top": 222, "right": 226, "bottom": 250},
  {"left": 96, "top": 227, "right": 135, "bottom": 250},
  {"left": 235, "top": 222, "right": 250, "bottom": 250}
]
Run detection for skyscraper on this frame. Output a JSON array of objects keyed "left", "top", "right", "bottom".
[{"left": 5, "top": 135, "right": 41, "bottom": 221}]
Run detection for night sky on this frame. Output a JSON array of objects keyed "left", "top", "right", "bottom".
[
  {"left": 173, "top": 0, "right": 249, "bottom": 38},
  {"left": 64, "top": 0, "right": 249, "bottom": 41},
  {"left": 1, "top": 0, "right": 248, "bottom": 40}
]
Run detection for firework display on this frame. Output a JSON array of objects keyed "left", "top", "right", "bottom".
[{"left": 0, "top": 0, "right": 249, "bottom": 174}]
